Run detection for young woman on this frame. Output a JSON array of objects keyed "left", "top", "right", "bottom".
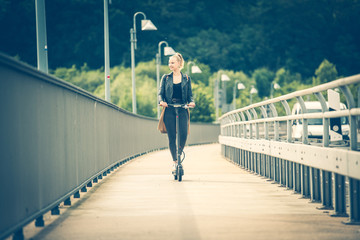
[{"left": 158, "top": 53, "right": 196, "bottom": 171}]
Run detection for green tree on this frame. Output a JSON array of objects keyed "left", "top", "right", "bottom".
[
  {"left": 252, "top": 68, "right": 275, "bottom": 98},
  {"left": 190, "top": 83, "right": 215, "bottom": 122},
  {"left": 52, "top": 64, "right": 103, "bottom": 93},
  {"left": 274, "top": 68, "right": 301, "bottom": 87},
  {"left": 313, "top": 59, "right": 338, "bottom": 85}
]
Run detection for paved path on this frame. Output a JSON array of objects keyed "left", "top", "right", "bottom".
[{"left": 24, "top": 144, "right": 360, "bottom": 240}]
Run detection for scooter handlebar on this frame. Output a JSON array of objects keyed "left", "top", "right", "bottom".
[{"left": 167, "top": 103, "right": 193, "bottom": 109}]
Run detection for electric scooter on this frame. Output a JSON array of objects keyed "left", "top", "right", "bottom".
[{"left": 167, "top": 103, "right": 189, "bottom": 182}]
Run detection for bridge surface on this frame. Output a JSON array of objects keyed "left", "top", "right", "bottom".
[{"left": 20, "top": 144, "right": 360, "bottom": 240}]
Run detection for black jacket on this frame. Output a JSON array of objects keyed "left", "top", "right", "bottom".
[{"left": 158, "top": 72, "right": 194, "bottom": 104}]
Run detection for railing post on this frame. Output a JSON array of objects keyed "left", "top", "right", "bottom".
[
  {"left": 281, "top": 100, "right": 292, "bottom": 143},
  {"left": 64, "top": 197, "right": 71, "bottom": 206},
  {"left": 251, "top": 152, "right": 255, "bottom": 172},
  {"left": 294, "top": 163, "right": 301, "bottom": 193},
  {"left": 255, "top": 153, "right": 258, "bottom": 174},
  {"left": 296, "top": 96, "right": 308, "bottom": 144},
  {"left": 331, "top": 173, "right": 348, "bottom": 217},
  {"left": 260, "top": 106, "right": 269, "bottom": 140},
  {"left": 345, "top": 178, "right": 360, "bottom": 224},
  {"left": 240, "top": 112, "right": 247, "bottom": 139},
  {"left": 318, "top": 170, "right": 333, "bottom": 209},
  {"left": 279, "top": 159, "right": 284, "bottom": 186},
  {"left": 245, "top": 110, "right": 253, "bottom": 139},
  {"left": 250, "top": 108, "right": 259, "bottom": 139},
  {"left": 51, "top": 205, "right": 60, "bottom": 215},
  {"left": 340, "top": 85, "right": 358, "bottom": 150},
  {"left": 268, "top": 155, "right": 272, "bottom": 179},
  {"left": 310, "top": 168, "right": 321, "bottom": 202},
  {"left": 282, "top": 159, "right": 287, "bottom": 186},
  {"left": 241, "top": 149, "right": 244, "bottom": 167},
  {"left": 301, "top": 165, "right": 310, "bottom": 198},
  {"left": 272, "top": 157, "right": 276, "bottom": 181},
  {"left": 269, "top": 103, "right": 279, "bottom": 141},
  {"left": 245, "top": 150, "right": 248, "bottom": 170},
  {"left": 261, "top": 153, "right": 265, "bottom": 176},
  {"left": 13, "top": 228, "right": 24, "bottom": 240},
  {"left": 237, "top": 148, "right": 240, "bottom": 165},
  {"left": 35, "top": 215, "right": 44, "bottom": 227},
  {"left": 93, "top": 177, "right": 98, "bottom": 183},
  {"left": 274, "top": 157, "right": 279, "bottom": 183},
  {"left": 314, "top": 92, "right": 329, "bottom": 147},
  {"left": 234, "top": 113, "right": 241, "bottom": 138},
  {"left": 287, "top": 161, "right": 293, "bottom": 189}
]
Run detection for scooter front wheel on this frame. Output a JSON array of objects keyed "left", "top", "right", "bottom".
[{"left": 177, "top": 166, "right": 183, "bottom": 182}]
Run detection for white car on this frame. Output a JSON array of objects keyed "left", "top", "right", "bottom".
[{"left": 291, "top": 101, "right": 349, "bottom": 140}]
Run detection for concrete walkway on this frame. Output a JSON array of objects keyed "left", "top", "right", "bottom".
[{"left": 24, "top": 144, "right": 360, "bottom": 240}]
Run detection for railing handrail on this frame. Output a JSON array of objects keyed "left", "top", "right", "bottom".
[
  {"left": 221, "top": 109, "right": 360, "bottom": 127},
  {"left": 220, "top": 74, "right": 360, "bottom": 120},
  {"left": 219, "top": 73, "right": 360, "bottom": 151}
]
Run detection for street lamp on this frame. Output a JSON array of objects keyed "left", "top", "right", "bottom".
[
  {"left": 186, "top": 61, "right": 202, "bottom": 76},
  {"left": 214, "top": 71, "right": 230, "bottom": 121},
  {"left": 104, "top": 0, "right": 111, "bottom": 102},
  {"left": 156, "top": 41, "right": 175, "bottom": 118},
  {"left": 250, "top": 85, "right": 258, "bottom": 105},
  {"left": 270, "top": 81, "right": 281, "bottom": 98},
  {"left": 35, "top": 0, "right": 48, "bottom": 74},
  {"left": 221, "top": 73, "right": 231, "bottom": 113},
  {"left": 232, "top": 81, "right": 245, "bottom": 110},
  {"left": 130, "top": 12, "right": 157, "bottom": 114}
]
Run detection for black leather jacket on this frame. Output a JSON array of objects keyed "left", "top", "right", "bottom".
[{"left": 158, "top": 72, "right": 194, "bottom": 104}]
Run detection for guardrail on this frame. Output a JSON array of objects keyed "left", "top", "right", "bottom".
[
  {"left": 219, "top": 74, "right": 360, "bottom": 224},
  {"left": 0, "top": 53, "right": 220, "bottom": 240}
]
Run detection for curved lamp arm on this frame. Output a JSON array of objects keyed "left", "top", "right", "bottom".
[{"left": 133, "top": 12, "right": 146, "bottom": 49}]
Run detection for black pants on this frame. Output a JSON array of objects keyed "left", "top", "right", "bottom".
[{"left": 164, "top": 106, "right": 189, "bottom": 162}]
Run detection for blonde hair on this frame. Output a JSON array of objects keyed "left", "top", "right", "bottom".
[{"left": 171, "top": 52, "right": 185, "bottom": 70}]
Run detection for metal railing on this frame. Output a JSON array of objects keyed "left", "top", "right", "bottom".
[
  {"left": 0, "top": 53, "right": 220, "bottom": 239},
  {"left": 219, "top": 74, "right": 360, "bottom": 224}
]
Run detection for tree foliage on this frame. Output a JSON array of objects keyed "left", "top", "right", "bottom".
[
  {"left": 1, "top": 0, "right": 360, "bottom": 78},
  {"left": 313, "top": 59, "right": 338, "bottom": 85},
  {"left": 252, "top": 68, "right": 275, "bottom": 98},
  {"left": 190, "top": 83, "right": 215, "bottom": 122},
  {"left": 2, "top": 0, "right": 359, "bottom": 121}
]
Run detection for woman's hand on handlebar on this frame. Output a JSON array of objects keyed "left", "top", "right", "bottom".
[
  {"left": 159, "top": 101, "right": 168, "bottom": 107},
  {"left": 188, "top": 102, "right": 195, "bottom": 108}
]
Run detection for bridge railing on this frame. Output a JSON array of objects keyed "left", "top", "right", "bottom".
[
  {"left": 0, "top": 53, "right": 220, "bottom": 239},
  {"left": 219, "top": 74, "right": 360, "bottom": 224}
]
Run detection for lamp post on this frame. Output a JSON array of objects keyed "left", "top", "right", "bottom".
[
  {"left": 250, "top": 85, "right": 258, "bottom": 105},
  {"left": 104, "top": 0, "right": 111, "bottom": 101},
  {"left": 156, "top": 41, "right": 175, "bottom": 118},
  {"left": 186, "top": 61, "right": 202, "bottom": 76},
  {"left": 214, "top": 71, "right": 230, "bottom": 121},
  {"left": 130, "top": 12, "right": 157, "bottom": 114},
  {"left": 232, "top": 81, "right": 245, "bottom": 110},
  {"left": 270, "top": 81, "right": 281, "bottom": 98},
  {"left": 221, "top": 73, "right": 231, "bottom": 114},
  {"left": 35, "top": 0, "right": 48, "bottom": 74}
]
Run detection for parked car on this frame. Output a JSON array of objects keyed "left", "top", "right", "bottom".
[{"left": 291, "top": 101, "right": 349, "bottom": 140}]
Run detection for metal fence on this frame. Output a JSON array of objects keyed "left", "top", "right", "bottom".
[
  {"left": 219, "top": 74, "right": 360, "bottom": 224},
  {"left": 0, "top": 53, "right": 220, "bottom": 239}
]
